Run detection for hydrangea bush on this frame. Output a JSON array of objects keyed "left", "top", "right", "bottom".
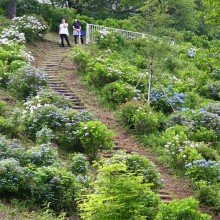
[
  {"left": 8, "top": 65, "right": 48, "bottom": 100},
  {"left": 11, "top": 15, "right": 48, "bottom": 42}
]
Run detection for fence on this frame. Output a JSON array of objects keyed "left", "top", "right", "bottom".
[{"left": 85, "top": 23, "right": 156, "bottom": 44}]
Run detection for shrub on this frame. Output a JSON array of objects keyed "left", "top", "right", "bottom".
[
  {"left": 150, "top": 90, "right": 186, "bottom": 113},
  {"left": 0, "top": 136, "right": 58, "bottom": 167},
  {"left": 117, "top": 100, "right": 167, "bottom": 134},
  {"left": 0, "top": 101, "right": 6, "bottom": 115},
  {"left": 0, "top": 45, "right": 32, "bottom": 66},
  {"left": 97, "top": 31, "right": 127, "bottom": 51},
  {"left": 195, "top": 181, "right": 220, "bottom": 213},
  {"left": 71, "top": 47, "right": 90, "bottom": 70},
  {"left": 161, "top": 128, "right": 204, "bottom": 171},
  {"left": 170, "top": 108, "right": 220, "bottom": 143},
  {"left": 101, "top": 82, "right": 138, "bottom": 108},
  {"left": 32, "top": 166, "right": 77, "bottom": 213},
  {"left": 11, "top": 15, "right": 48, "bottom": 42},
  {"left": 47, "top": 7, "right": 76, "bottom": 32},
  {"left": 22, "top": 143, "right": 59, "bottom": 167},
  {"left": 78, "top": 121, "right": 114, "bottom": 162},
  {"left": 185, "top": 159, "right": 220, "bottom": 184},
  {"left": 68, "top": 153, "right": 89, "bottom": 175},
  {"left": 23, "top": 103, "right": 92, "bottom": 150},
  {"left": 155, "top": 197, "right": 211, "bottom": 220},
  {"left": 25, "top": 89, "right": 72, "bottom": 110},
  {"left": 78, "top": 161, "right": 159, "bottom": 220},
  {"left": 108, "top": 152, "right": 162, "bottom": 190},
  {"left": 36, "top": 126, "right": 54, "bottom": 144},
  {"left": 0, "top": 28, "right": 25, "bottom": 45},
  {"left": 8, "top": 66, "right": 48, "bottom": 100},
  {"left": 86, "top": 60, "right": 120, "bottom": 88},
  {"left": 0, "top": 158, "right": 28, "bottom": 197}
]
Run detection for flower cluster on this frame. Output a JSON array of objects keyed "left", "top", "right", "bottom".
[
  {"left": 0, "top": 28, "right": 25, "bottom": 45},
  {"left": 8, "top": 65, "right": 48, "bottom": 100},
  {"left": 163, "top": 133, "right": 204, "bottom": 170},
  {"left": 99, "top": 29, "right": 110, "bottom": 39},
  {"left": 12, "top": 15, "right": 47, "bottom": 31},
  {"left": 151, "top": 90, "right": 186, "bottom": 113},
  {"left": 185, "top": 159, "right": 220, "bottom": 183},
  {"left": 11, "top": 15, "right": 48, "bottom": 42},
  {"left": 188, "top": 48, "right": 197, "bottom": 58}
]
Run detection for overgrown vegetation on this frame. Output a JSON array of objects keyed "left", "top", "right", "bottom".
[
  {"left": 0, "top": 0, "right": 219, "bottom": 219},
  {"left": 71, "top": 18, "right": 220, "bottom": 217}
]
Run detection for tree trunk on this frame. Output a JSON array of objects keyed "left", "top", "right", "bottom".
[{"left": 7, "top": 0, "right": 17, "bottom": 20}]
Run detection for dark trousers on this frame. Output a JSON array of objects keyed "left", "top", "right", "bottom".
[
  {"left": 74, "top": 35, "right": 84, "bottom": 44},
  {"left": 60, "top": 34, "right": 70, "bottom": 47}
]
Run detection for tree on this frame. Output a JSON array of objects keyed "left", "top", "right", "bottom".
[{"left": 7, "top": 0, "right": 17, "bottom": 19}]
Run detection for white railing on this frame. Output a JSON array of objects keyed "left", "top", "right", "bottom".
[{"left": 85, "top": 23, "right": 156, "bottom": 44}]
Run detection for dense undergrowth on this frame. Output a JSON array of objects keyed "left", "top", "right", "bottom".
[
  {"left": 0, "top": 4, "right": 218, "bottom": 220},
  {"left": 71, "top": 27, "right": 220, "bottom": 216}
]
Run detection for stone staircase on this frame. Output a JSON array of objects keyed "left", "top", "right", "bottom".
[{"left": 40, "top": 45, "right": 85, "bottom": 110}]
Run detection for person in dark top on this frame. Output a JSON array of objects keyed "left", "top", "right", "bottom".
[{"left": 72, "top": 18, "right": 84, "bottom": 45}]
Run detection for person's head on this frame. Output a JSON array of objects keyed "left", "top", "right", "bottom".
[
  {"left": 62, "top": 18, "right": 66, "bottom": 23},
  {"left": 74, "top": 18, "right": 78, "bottom": 23}
]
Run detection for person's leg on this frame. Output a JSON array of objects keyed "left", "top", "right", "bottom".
[
  {"left": 81, "top": 36, "right": 84, "bottom": 44},
  {"left": 64, "top": 34, "right": 71, "bottom": 47},
  {"left": 60, "top": 34, "right": 64, "bottom": 47},
  {"left": 74, "top": 35, "right": 77, "bottom": 44}
]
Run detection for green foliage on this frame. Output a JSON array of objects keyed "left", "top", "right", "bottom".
[
  {"left": 32, "top": 166, "right": 77, "bottom": 212},
  {"left": 155, "top": 197, "right": 211, "bottom": 220},
  {"left": 101, "top": 82, "right": 137, "bottom": 108},
  {"left": 195, "top": 180, "right": 220, "bottom": 213},
  {"left": 47, "top": 7, "right": 76, "bottom": 32},
  {"left": 97, "top": 31, "right": 127, "bottom": 50},
  {"left": 0, "top": 136, "right": 59, "bottom": 167},
  {"left": 0, "top": 158, "right": 27, "bottom": 196},
  {"left": 8, "top": 66, "right": 48, "bottom": 100},
  {"left": 108, "top": 152, "right": 162, "bottom": 190},
  {"left": 201, "top": 0, "right": 220, "bottom": 26},
  {"left": 78, "top": 121, "right": 114, "bottom": 162},
  {"left": 79, "top": 161, "right": 159, "bottom": 220},
  {"left": 11, "top": 15, "right": 48, "bottom": 42},
  {"left": 36, "top": 126, "right": 54, "bottom": 144},
  {"left": 68, "top": 153, "right": 89, "bottom": 175},
  {"left": 160, "top": 127, "right": 204, "bottom": 171},
  {"left": 71, "top": 47, "right": 91, "bottom": 70},
  {"left": 0, "top": 15, "right": 12, "bottom": 31},
  {"left": 0, "top": 101, "right": 6, "bottom": 115},
  {"left": 185, "top": 160, "right": 220, "bottom": 184},
  {"left": 23, "top": 103, "right": 92, "bottom": 150},
  {"left": 117, "top": 100, "right": 167, "bottom": 134},
  {"left": 26, "top": 89, "right": 72, "bottom": 109}
]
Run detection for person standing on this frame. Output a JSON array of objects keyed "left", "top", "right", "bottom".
[
  {"left": 72, "top": 18, "right": 84, "bottom": 45},
  {"left": 59, "top": 18, "right": 71, "bottom": 47}
]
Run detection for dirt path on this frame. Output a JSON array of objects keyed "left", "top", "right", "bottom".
[{"left": 29, "top": 35, "right": 217, "bottom": 218}]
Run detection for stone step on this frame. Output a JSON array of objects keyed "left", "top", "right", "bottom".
[
  {"left": 161, "top": 199, "right": 171, "bottom": 204},
  {"left": 54, "top": 90, "right": 71, "bottom": 93},
  {"left": 63, "top": 95, "right": 81, "bottom": 100},
  {"left": 71, "top": 105, "right": 85, "bottom": 110},
  {"left": 47, "top": 76, "right": 59, "bottom": 78},
  {"left": 160, "top": 194, "right": 172, "bottom": 200},
  {"left": 44, "top": 63, "right": 59, "bottom": 66},
  {"left": 62, "top": 93, "right": 78, "bottom": 97},
  {"left": 49, "top": 82, "right": 65, "bottom": 85}
]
